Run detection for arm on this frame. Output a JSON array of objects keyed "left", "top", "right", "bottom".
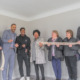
[
  {"left": 2, "top": 30, "right": 9, "bottom": 43},
  {"left": 26, "top": 38, "right": 31, "bottom": 51},
  {"left": 69, "top": 39, "right": 79, "bottom": 50},
  {"left": 45, "top": 38, "right": 52, "bottom": 50},
  {"left": 39, "top": 38, "right": 45, "bottom": 49},
  {"left": 56, "top": 38, "right": 63, "bottom": 50},
  {"left": 69, "top": 45, "right": 79, "bottom": 50},
  {"left": 15, "top": 37, "right": 23, "bottom": 49}
]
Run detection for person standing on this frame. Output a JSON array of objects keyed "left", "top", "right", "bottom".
[
  {"left": 15, "top": 27, "right": 31, "bottom": 80},
  {"left": 2, "top": 24, "right": 17, "bottom": 80},
  {"left": 31, "top": 30, "right": 46, "bottom": 80},
  {"left": 63, "top": 30, "right": 79, "bottom": 80},
  {"left": 46, "top": 30, "right": 63, "bottom": 80}
]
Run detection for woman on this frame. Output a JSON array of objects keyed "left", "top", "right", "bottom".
[
  {"left": 63, "top": 30, "right": 79, "bottom": 80},
  {"left": 46, "top": 30, "right": 63, "bottom": 80},
  {"left": 31, "top": 30, "right": 46, "bottom": 80}
]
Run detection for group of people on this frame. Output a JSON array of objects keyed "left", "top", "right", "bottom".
[{"left": 0, "top": 23, "right": 80, "bottom": 80}]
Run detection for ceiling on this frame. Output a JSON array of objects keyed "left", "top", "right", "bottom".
[{"left": 0, "top": 0, "right": 80, "bottom": 21}]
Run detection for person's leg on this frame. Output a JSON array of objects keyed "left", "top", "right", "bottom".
[
  {"left": 24, "top": 55, "right": 30, "bottom": 77},
  {"left": 70, "top": 56, "right": 77, "bottom": 80},
  {"left": 39, "top": 64, "right": 45, "bottom": 80},
  {"left": 52, "top": 57, "right": 57, "bottom": 79},
  {"left": 8, "top": 49, "right": 15, "bottom": 80},
  {"left": 17, "top": 54, "right": 24, "bottom": 77},
  {"left": 2, "top": 52, "right": 9, "bottom": 80},
  {"left": 33, "top": 61, "right": 39, "bottom": 80},
  {"left": 56, "top": 59, "right": 61, "bottom": 80},
  {"left": 65, "top": 57, "right": 72, "bottom": 80}
]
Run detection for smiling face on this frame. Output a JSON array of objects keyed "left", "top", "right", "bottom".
[
  {"left": 20, "top": 29, "right": 25, "bottom": 36},
  {"left": 66, "top": 32, "right": 71, "bottom": 39},
  {"left": 34, "top": 32, "right": 39, "bottom": 39},
  {"left": 66, "top": 30, "right": 73, "bottom": 39},
  {"left": 52, "top": 32, "right": 58, "bottom": 39},
  {"left": 11, "top": 24, "right": 16, "bottom": 33}
]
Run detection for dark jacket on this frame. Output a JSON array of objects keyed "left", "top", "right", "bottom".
[
  {"left": 0, "top": 38, "right": 3, "bottom": 47},
  {"left": 15, "top": 35, "right": 31, "bottom": 55},
  {"left": 63, "top": 37, "right": 79, "bottom": 56},
  {"left": 77, "top": 27, "right": 80, "bottom": 40},
  {"left": 46, "top": 37, "right": 63, "bottom": 61}
]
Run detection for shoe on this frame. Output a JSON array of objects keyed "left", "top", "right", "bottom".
[
  {"left": 68, "top": 78, "right": 72, "bottom": 80},
  {"left": 36, "top": 78, "right": 39, "bottom": 80},
  {"left": 26, "top": 77, "right": 30, "bottom": 80},
  {"left": 20, "top": 77, "right": 25, "bottom": 80},
  {"left": 36, "top": 77, "right": 39, "bottom": 80},
  {"left": 42, "top": 77, "right": 45, "bottom": 80}
]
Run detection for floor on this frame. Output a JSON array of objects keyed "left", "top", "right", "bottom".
[{"left": 13, "top": 76, "right": 67, "bottom": 80}]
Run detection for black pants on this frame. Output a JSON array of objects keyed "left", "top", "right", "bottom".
[
  {"left": 17, "top": 53, "right": 30, "bottom": 77},
  {"left": 65, "top": 56, "right": 77, "bottom": 80},
  {"left": 33, "top": 61, "right": 45, "bottom": 80}
]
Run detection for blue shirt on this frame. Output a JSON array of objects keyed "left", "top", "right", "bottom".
[{"left": 2, "top": 29, "right": 16, "bottom": 53}]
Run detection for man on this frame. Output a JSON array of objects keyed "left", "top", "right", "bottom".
[
  {"left": 2, "top": 24, "right": 17, "bottom": 80},
  {"left": 15, "top": 27, "right": 31, "bottom": 80}
]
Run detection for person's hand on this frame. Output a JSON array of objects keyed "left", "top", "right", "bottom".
[
  {"left": 47, "top": 43, "right": 51, "bottom": 47},
  {"left": 69, "top": 44, "right": 72, "bottom": 47},
  {"left": 8, "top": 39, "right": 13, "bottom": 43},
  {"left": 15, "top": 43, "right": 19, "bottom": 48},
  {"left": 25, "top": 49, "right": 28, "bottom": 53},
  {"left": 0, "top": 46, "right": 2, "bottom": 50},
  {"left": 22, "top": 44, "right": 26, "bottom": 48},
  {"left": 39, "top": 42, "right": 43, "bottom": 47},
  {"left": 77, "top": 41, "right": 80, "bottom": 44},
  {"left": 56, "top": 44, "right": 60, "bottom": 47}
]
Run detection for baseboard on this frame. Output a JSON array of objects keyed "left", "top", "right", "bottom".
[{"left": 12, "top": 75, "right": 80, "bottom": 80}]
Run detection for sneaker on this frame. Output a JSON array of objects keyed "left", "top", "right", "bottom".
[
  {"left": 26, "top": 77, "right": 30, "bottom": 80},
  {"left": 20, "top": 77, "right": 25, "bottom": 80}
]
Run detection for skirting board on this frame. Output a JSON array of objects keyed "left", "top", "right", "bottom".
[{"left": 12, "top": 75, "right": 80, "bottom": 80}]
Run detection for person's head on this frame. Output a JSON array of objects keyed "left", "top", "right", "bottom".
[
  {"left": 20, "top": 27, "right": 25, "bottom": 36},
  {"left": 66, "top": 29, "right": 73, "bottom": 39},
  {"left": 33, "top": 30, "right": 40, "bottom": 39},
  {"left": 11, "top": 24, "right": 16, "bottom": 33},
  {"left": 52, "top": 30, "right": 59, "bottom": 39}
]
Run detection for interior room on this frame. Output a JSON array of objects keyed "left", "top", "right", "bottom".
[{"left": 0, "top": 0, "right": 80, "bottom": 80}]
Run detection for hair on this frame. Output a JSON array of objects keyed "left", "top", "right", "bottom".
[
  {"left": 33, "top": 29, "right": 40, "bottom": 36},
  {"left": 66, "top": 29, "right": 73, "bottom": 37},
  {"left": 11, "top": 23, "right": 16, "bottom": 27},
  {"left": 20, "top": 27, "right": 25, "bottom": 31},
  {"left": 52, "top": 30, "right": 59, "bottom": 37}
]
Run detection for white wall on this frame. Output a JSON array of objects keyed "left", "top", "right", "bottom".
[{"left": 27, "top": 8, "right": 80, "bottom": 80}]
